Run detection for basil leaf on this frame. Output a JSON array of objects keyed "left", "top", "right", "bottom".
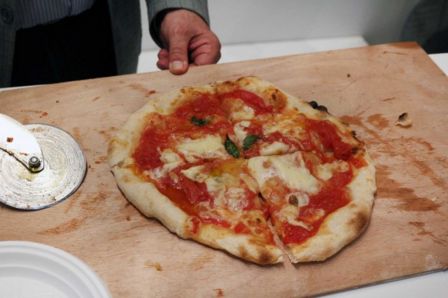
[
  {"left": 191, "top": 116, "right": 209, "bottom": 126},
  {"left": 224, "top": 136, "right": 240, "bottom": 158},
  {"left": 243, "top": 135, "right": 260, "bottom": 150}
]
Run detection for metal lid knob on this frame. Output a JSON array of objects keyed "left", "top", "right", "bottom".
[{"left": 28, "top": 156, "right": 42, "bottom": 172}]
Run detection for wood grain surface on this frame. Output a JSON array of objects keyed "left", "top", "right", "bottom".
[{"left": 1, "top": 42, "right": 447, "bottom": 297}]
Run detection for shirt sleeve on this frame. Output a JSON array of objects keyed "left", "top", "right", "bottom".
[{"left": 146, "top": 0, "right": 210, "bottom": 48}]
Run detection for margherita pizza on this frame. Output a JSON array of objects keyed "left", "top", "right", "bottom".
[{"left": 108, "top": 77, "right": 376, "bottom": 265}]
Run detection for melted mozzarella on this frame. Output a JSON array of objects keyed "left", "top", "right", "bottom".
[
  {"left": 229, "top": 104, "right": 255, "bottom": 121},
  {"left": 176, "top": 135, "right": 227, "bottom": 163},
  {"left": 240, "top": 173, "right": 259, "bottom": 193},
  {"left": 263, "top": 117, "right": 304, "bottom": 139},
  {"left": 205, "top": 177, "right": 226, "bottom": 207},
  {"left": 181, "top": 164, "right": 207, "bottom": 182},
  {"left": 182, "top": 165, "right": 225, "bottom": 207},
  {"left": 233, "top": 121, "right": 250, "bottom": 144},
  {"left": 181, "top": 165, "right": 246, "bottom": 210},
  {"left": 259, "top": 141, "right": 290, "bottom": 155},
  {"left": 277, "top": 205, "right": 312, "bottom": 230},
  {"left": 248, "top": 152, "right": 320, "bottom": 194},
  {"left": 278, "top": 205, "right": 298, "bottom": 221},
  {"left": 149, "top": 150, "right": 183, "bottom": 179},
  {"left": 315, "top": 160, "right": 349, "bottom": 181},
  {"left": 160, "top": 149, "right": 182, "bottom": 164},
  {"left": 303, "top": 208, "right": 325, "bottom": 222},
  {"left": 225, "top": 187, "right": 248, "bottom": 211}
]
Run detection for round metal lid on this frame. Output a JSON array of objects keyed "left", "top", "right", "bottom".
[{"left": 0, "top": 124, "right": 87, "bottom": 210}]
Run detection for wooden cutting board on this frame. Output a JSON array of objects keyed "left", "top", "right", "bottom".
[{"left": 1, "top": 42, "right": 447, "bottom": 297}]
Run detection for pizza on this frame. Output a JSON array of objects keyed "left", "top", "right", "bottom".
[{"left": 108, "top": 76, "right": 376, "bottom": 265}]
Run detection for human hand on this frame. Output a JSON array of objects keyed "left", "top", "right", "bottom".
[{"left": 157, "top": 9, "right": 221, "bottom": 75}]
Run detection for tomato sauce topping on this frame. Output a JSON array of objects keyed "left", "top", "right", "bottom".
[
  {"left": 219, "top": 90, "right": 273, "bottom": 115},
  {"left": 175, "top": 93, "right": 225, "bottom": 119},
  {"left": 133, "top": 89, "right": 274, "bottom": 171},
  {"left": 282, "top": 169, "right": 353, "bottom": 245},
  {"left": 133, "top": 128, "right": 170, "bottom": 169},
  {"left": 233, "top": 222, "right": 249, "bottom": 234},
  {"left": 201, "top": 216, "right": 231, "bottom": 228},
  {"left": 305, "top": 119, "right": 353, "bottom": 160},
  {"left": 132, "top": 88, "right": 363, "bottom": 245}
]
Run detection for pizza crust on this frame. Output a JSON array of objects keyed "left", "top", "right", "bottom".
[
  {"left": 111, "top": 165, "right": 283, "bottom": 265},
  {"left": 191, "top": 224, "right": 283, "bottom": 265},
  {"left": 108, "top": 101, "right": 156, "bottom": 168}
]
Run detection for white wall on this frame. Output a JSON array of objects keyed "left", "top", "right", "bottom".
[{"left": 140, "top": 0, "right": 419, "bottom": 50}]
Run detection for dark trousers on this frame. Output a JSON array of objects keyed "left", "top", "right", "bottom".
[{"left": 11, "top": 0, "right": 117, "bottom": 87}]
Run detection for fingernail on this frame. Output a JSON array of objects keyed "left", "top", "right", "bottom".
[{"left": 170, "top": 60, "right": 185, "bottom": 72}]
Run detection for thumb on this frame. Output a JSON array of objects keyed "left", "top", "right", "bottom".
[{"left": 167, "top": 34, "right": 189, "bottom": 75}]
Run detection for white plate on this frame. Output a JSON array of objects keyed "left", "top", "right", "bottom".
[{"left": 0, "top": 241, "right": 111, "bottom": 298}]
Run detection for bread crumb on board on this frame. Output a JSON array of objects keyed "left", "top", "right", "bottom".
[
  {"left": 395, "top": 112, "right": 412, "bottom": 128},
  {"left": 144, "top": 260, "right": 163, "bottom": 271}
]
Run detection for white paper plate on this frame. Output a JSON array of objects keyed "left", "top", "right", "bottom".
[{"left": 0, "top": 241, "right": 111, "bottom": 298}]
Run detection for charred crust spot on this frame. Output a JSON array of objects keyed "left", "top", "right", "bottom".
[
  {"left": 257, "top": 250, "right": 277, "bottom": 265},
  {"left": 316, "top": 105, "right": 328, "bottom": 113},
  {"left": 238, "top": 246, "right": 277, "bottom": 265},
  {"left": 215, "top": 80, "right": 240, "bottom": 93},
  {"left": 348, "top": 210, "right": 369, "bottom": 235},
  {"left": 268, "top": 88, "right": 285, "bottom": 101},
  {"left": 222, "top": 80, "right": 236, "bottom": 87},
  {"left": 6, "top": 137, "right": 13, "bottom": 142},
  {"left": 184, "top": 87, "right": 206, "bottom": 99},
  {"left": 308, "top": 100, "right": 319, "bottom": 109},
  {"left": 236, "top": 76, "right": 253, "bottom": 87},
  {"left": 308, "top": 101, "right": 329, "bottom": 113},
  {"left": 351, "top": 130, "right": 362, "bottom": 142},
  {"left": 238, "top": 246, "right": 250, "bottom": 260},
  {"left": 266, "top": 88, "right": 287, "bottom": 110}
]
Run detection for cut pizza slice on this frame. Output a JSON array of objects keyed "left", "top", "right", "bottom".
[
  {"left": 247, "top": 151, "right": 375, "bottom": 263},
  {"left": 177, "top": 159, "right": 283, "bottom": 264},
  {"left": 111, "top": 156, "right": 283, "bottom": 265}
]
